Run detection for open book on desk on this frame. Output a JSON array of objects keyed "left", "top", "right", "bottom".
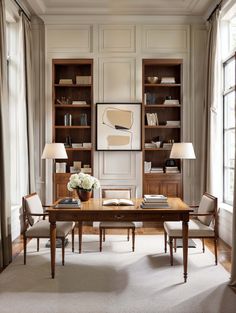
[{"left": 102, "top": 199, "right": 134, "bottom": 206}]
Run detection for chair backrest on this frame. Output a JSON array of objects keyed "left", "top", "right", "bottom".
[
  {"left": 197, "top": 192, "right": 217, "bottom": 226},
  {"left": 22, "top": 193, "right": 44, "bottom": 226},
  {"left": 102, "top": 189, "right": 131, "bottom": 199}
]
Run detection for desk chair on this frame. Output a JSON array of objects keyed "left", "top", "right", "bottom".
[
  {"left": 164, "top": 192, "right": 218, "bottom": 265},
  {"left": 22, "top": 193, "right": 75, "bottom": 265},
  {"left": 99, "top": 189, "right": 135, "bottom": 252}
]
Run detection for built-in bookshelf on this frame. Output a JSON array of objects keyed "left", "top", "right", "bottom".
[
  {"left": 142, "top": 59, "right": 183, "bottom": 197},
  {"left": 52, "top": 59, "right": 93, "bottom": 200}
]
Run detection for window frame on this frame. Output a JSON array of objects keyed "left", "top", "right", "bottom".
[{"left": 223, "top": 53, "right": 236, "bottom": 206}]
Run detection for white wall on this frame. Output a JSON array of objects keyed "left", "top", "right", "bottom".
[{"left": 42, "top": 15, "right": 206, "bottom": 204}]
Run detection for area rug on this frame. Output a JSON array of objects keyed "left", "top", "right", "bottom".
[{"left": 0, "top": 235, "right": 235, "bottom": 313}]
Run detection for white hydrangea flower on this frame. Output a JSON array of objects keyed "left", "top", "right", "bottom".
[{"left": 67, "top": 172, "right": 100, "bottom": 192}]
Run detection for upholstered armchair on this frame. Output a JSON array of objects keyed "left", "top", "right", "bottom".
[
  {"left": 22, "top": 193, "right": 75, "bottom": 265},
  {"left": 164, "top": 192, "right": 218, "bottom": 265}
]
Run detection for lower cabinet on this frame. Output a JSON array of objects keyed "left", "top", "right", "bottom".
[{"left": 143, "top": 173, "right": 182, "bottom": 197}]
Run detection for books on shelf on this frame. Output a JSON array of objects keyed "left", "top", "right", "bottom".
[
  {"left": 55, "top": 198, "right": 81, "bottom": 208},
  {"left": 166, "top": 120, "right": 180, "bottom": 126},
  {"left": 150, "top": 167, "right": 164, "bottom": 173},
  {"left": 102, "top": 199, "right": 134, "bottom": 206},
  {"left": 76, "top": 76, "right": 91, "bottom": 85},
  {"left": 72, "top": 100, "right": 87, "bottom": 105},
  {"left": 162, "top": 143, "right": 173, "bottom": 149},
  {"left": 83, "top": 142, "right": 92, "bottom": 148},
  {"left": 165, "top": 166, "right": 180, "bottom": 173},
  {"left": 163, "top": 99, "right": 179, "bottom": 105},
  {"left": 161, "top": 77, "right": 175, "bottom": 84},
  {"left": 145, "top": 143, "right": 156, "bottom": 149},
  {"left": 59, "top": 79, "right": 73, "bottom": 85}
]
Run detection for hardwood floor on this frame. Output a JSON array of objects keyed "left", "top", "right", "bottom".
[{"left": 10, "top": 226, "right": 232, "bottom": 273}]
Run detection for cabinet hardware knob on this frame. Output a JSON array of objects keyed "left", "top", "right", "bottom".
[{"left": 114, "top": 214, "right": 124, "bottom": 220}]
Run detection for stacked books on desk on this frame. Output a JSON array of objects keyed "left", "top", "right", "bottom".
[
  {"left": 55, "top": 198, "right": 81, "bottom": 208},
  {"left": 141, "top": 194, "right": 170, "bottom": 209}
]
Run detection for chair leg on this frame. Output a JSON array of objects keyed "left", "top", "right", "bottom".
[
  {"left": 72, "top": 228, "right": 75, "bottom": 252},
  {"left": 61, "top": 237, "right": 65, "bottom": 265},
  {"left": 202, "top": 238, "right": 205, "bottom": 253},
  {"left": 37, "top": 238, "right": 40, "bottom": 252},
  {"left": 174, "top": 238, "right": 177, "bottom": 253},
  {"left": 214, "top": 237, "right": 218, "bottom": 265},
  {"left": 103, "top": 228, "right": 106, "bottom": 242},
  {"left": 23, "top": 235, "right": 27, "bottom": 265},
  {"left": 132, "top": 228, "right": 135, "bottom": 252},
  {"left": 127, "top": 228, "right": 130, "bottom": 241},
  {"left": 164, "top": 230, "right": 167, "bottom": 253},
  {"left": 169, "top": 237, "right": 174, "bottom": 266},
  {"left": 99, "top": 227, "right": 103, "bottom": 252}
]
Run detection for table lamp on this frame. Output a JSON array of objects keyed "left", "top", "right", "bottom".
[
  {"left": 170, "top": 142, "right": 196, "bottom": 160},
  {"left": 41, "top": 143, "right": 68, "bottom": 198}
]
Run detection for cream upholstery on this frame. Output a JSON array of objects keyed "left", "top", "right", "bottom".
[
  {"left": 23, "top": 193, "right": 75, "bottom": 265},
  {"left": 26, "top": 220, "right": 74, "bottom": 237},
  {"left": 164, "top": 219, "right": 215, "bottom": 238},
  {"left": 197, "top": 194, "right": 215, "bottom": 226},
  {"left": 163, "top": 192, "right": 218, "bottom": 265},
  {"left": 99, "top": 189, "right": 136, "bottom": 252}
]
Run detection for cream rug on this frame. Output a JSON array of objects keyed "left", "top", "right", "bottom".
[{"left": 0, "top": 235, "right": 235, "bottom": 313}]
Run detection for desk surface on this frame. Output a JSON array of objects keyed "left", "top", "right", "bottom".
[{"left": 48, "top": 197, "right": 190, "bottom": 213}]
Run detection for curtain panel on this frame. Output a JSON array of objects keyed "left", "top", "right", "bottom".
[{"left": 0, "top": 0, "right": 12, "bottom": 268}]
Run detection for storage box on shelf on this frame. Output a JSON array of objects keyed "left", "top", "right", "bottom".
[
  {"left": 142, "top": 59, "right": 183, "bottom": 197},
  {"left": 52, "top": 59, "right": 94, "bottom": 200}
]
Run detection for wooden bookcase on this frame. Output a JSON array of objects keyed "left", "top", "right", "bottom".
[
  {"left": 52, "top": 59, "right": 93, "bottom": 200},
  {"left": 142, "top": 59, "right": 183, "bottom": 197}
]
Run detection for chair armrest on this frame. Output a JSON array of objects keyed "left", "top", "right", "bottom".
[{"left": 189, "top": 205, "right": 199, "bottom": 208}]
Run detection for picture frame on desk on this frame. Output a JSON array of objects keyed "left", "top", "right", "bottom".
[{"left": 96, "top": 102, "right": 142, "bottom": 151}]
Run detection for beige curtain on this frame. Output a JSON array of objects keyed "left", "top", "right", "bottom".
[
  {"left": 0, "top": 0, "right": 12, "bottom": 268},
  {"left": 19, "top": 13, "right": 36, "bottom": 193},
  {"left": 200, "top": 9, "right": 221, "bottom": 196}
]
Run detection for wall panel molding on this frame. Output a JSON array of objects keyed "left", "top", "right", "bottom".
[
  {"left": 46, "top": 24, "right": 92, "bottom": 53},
  {"left": 99, "top": 25, "right": 135, "bottom": 53}
]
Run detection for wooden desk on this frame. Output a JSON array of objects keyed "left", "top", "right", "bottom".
[{"left": 48, "top": 197, "right": 192, "bottom": 281}]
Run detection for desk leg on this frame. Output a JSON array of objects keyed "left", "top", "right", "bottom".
[
  {"left": 182, "top": 221, "right": 189, "bottom": 283},
  {"left": 78, "top": 221, "right": 82, "bottom": 254},
  {"left": 50, "top": 221, "right": 56, "bottom": 279}
]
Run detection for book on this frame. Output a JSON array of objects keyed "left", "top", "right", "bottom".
[
  {"left": 141, "top": 203, "right": 170, "bottom": 209},
  {"left": 144, "top": 194, "right": 167, "bottom": 201},
  {"left": 55, "top": 198, "right": 81, "bottom": 208},
  {"left": 102, "top": 199, "right": 134, "bottom": 206}
]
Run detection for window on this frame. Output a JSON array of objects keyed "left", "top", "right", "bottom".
[{"left": 223, "top": 55, "right": 235, "bottom": 205}]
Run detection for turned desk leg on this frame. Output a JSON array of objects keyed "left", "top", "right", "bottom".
[
  {"left": 182, "top": 220, "right": 189, "bottom": 283},
  {"left": 50, "top": 221, "right": 56, "bottom": 279}
]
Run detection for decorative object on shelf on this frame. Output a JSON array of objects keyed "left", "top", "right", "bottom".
[
  {"left": 147, "top": 76, "right": 158, "bottom": 84},
  {"left": 79, "top": 113, "right": 88, "bottom": 126},
  {"left": 146, "top": 113, "right": 158, "bottom": 126},
  {"left": 165, "top": 159, "right": 176, "bottom": 167},
  {"left": 65, "top": 135, "right": 72, "bottom": 148},
  {"left": 96, "top": 102, "right": 142, "bottom": 151},
  {"left": 144, "top": 161, "right": 152, "bottom": 173},
  {"left": 64, "top": 113, "right": 72, "bottom": 126},
  {"left": 67, "top": 173, "right": 100, "bottom": 201},
  {"left": 73, "top": 161, "right": 82, "bottom": 170},
  {"left": 56, "top": 162, "right": 67, "bottom": 173},
  {"left": 72, "top": 100, "right": 87, "bottom": 105},
  {"left": 82, "top": 142, "right": 92, "bottom": 148},
  {"left": 144, "top": 92, "right": 156, "bottom": 105}
]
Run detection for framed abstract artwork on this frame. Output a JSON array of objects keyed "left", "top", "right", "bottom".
[{"left": 96, "top": 102, "right": 142, "bottom": 151}]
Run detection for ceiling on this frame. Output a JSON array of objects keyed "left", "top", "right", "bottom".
[{"left": 23, "top": 0, "right": 218, "bottom": 18}]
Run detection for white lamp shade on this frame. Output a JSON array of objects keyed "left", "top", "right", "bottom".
[
  {"left": 41, "top": 143, "right": 68, "bottom": 159},
  {"left": 170, "top": 143, "right": 196, "bottom": 159}
]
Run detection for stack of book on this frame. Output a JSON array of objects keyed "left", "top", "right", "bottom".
[
  {"left": 165, "top": 166, "right": 180, "bottom": 173},
  {"left": 55, "top": 198, "right": 81, "bottom": 208},
  {"left": 141, "top": 195, "right": 169, "bottom": 209},
  {"left": 150, "top": 167, "right": 164, "bottom": 173},
  {"left": 166, "top": 120, "right": 180, "bottom": 127},
  {"left": 162, "top": 143, "right": 173, "bottom": 149}
]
